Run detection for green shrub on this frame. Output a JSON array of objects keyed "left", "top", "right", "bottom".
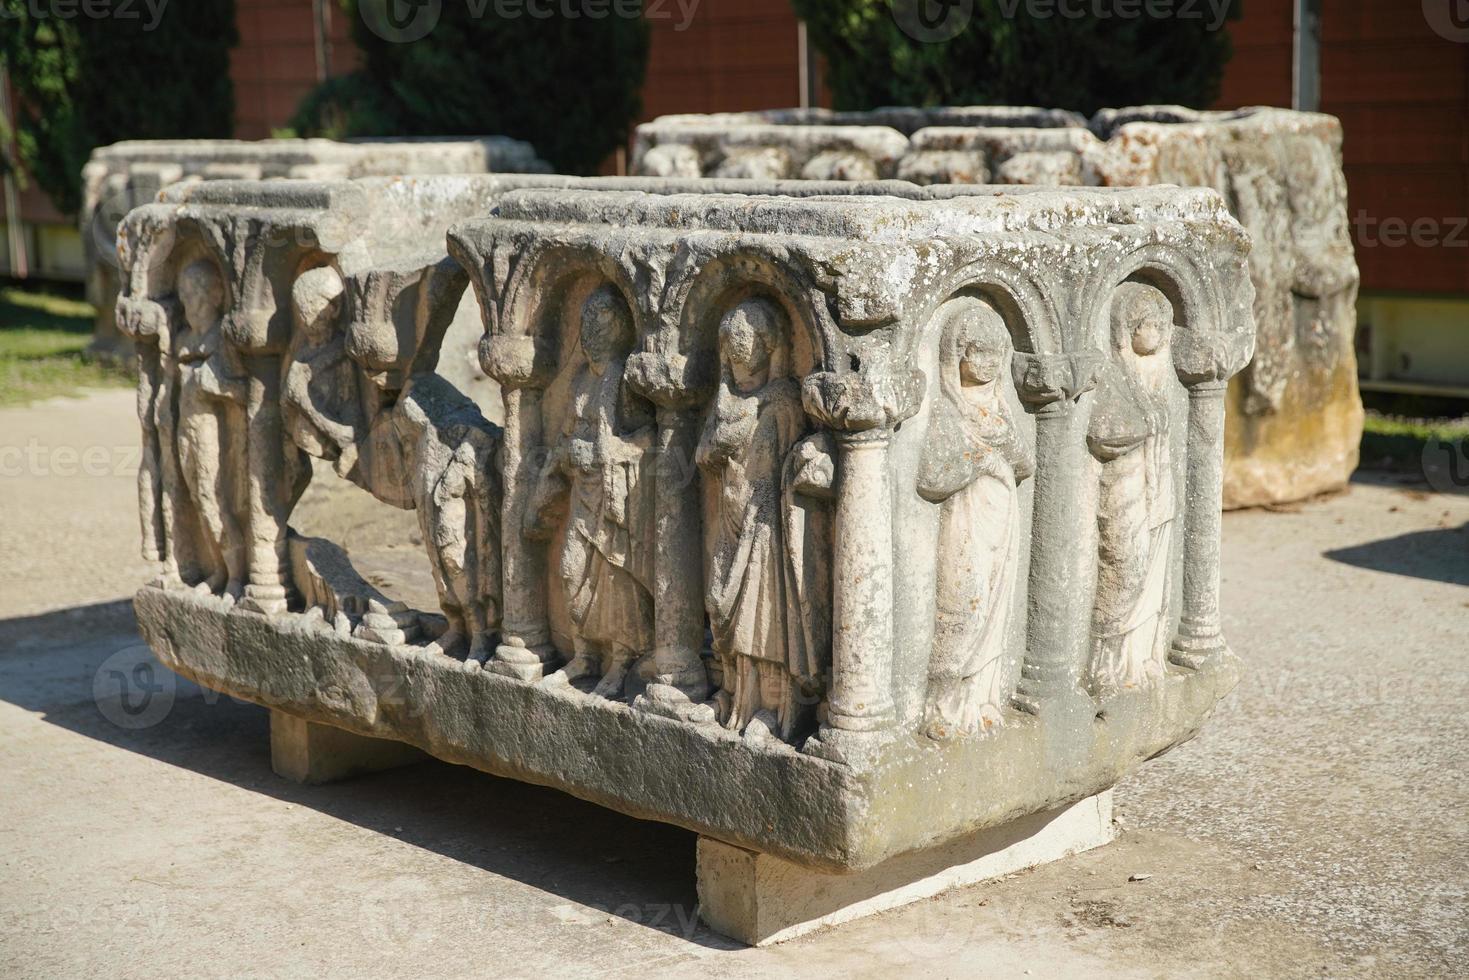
[
  {"left": 0, "top": 0, "right": 238, "bottom": 216},
  {"left": 289, "top": 0, "right": 649, "bottom": 175},
  {"left": 792, "top": 0, "right": 1238, "bottom": 116}
]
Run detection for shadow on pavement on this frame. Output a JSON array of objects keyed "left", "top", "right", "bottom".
[
  {"left": 1324, "top": 523, "right": 1469, "bottom": 586},
  {"left": 0, "top": 601, "right": 740, "bottom": 951}
]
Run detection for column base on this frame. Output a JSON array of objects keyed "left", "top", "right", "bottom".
[
  {"left": 269, "top": 709, "right": 424, "bottom": 785},
  {"left": 488, "top": 642, "right": 554, "bottom": 682},
  {"left": 1169, "top": 632, "right": 1229, "bottom": 670},
  {"left": 696, "top": 791, "right": 1115, "bottom": 946}
]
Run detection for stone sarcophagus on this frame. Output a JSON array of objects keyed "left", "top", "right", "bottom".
[
  {"left": 121, "top": 175, "right": 1252, "bottom": 944},
  {"left": 635, "top": 105, "right": 1361, "bottom": 508},
  {"left": 84, "top": 136, "right": 550, "bottom": 358}
]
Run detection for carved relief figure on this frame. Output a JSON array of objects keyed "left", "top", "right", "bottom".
[
  {"left": 1088, "top": 282, "right": 1178, "bottom": 693},
  {"left": 173, "top": 259, "right": 249, "bottom": 598},
  {"left": 281, "top": 266, "right": 504, "bottom": 663},
  {"left": 697, "top": 298, "right": 833, "bottom": 743},
  {"left": 916, "top": 299, "right": 1033, "bottom": 740},
  {"left": 527, "top": 284, "right": 657, "bottom": 697},
  {"left": 282, "top": 267, "right": 363, "bottom": 480}
]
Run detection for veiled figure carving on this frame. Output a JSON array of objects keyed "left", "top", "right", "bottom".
[
  {"left": 173, "top": 259, "right": 249, "bottom": 598},
  {"left": 1087, "top": 282, "right": 1178, "bottom": 694},
  {"left": 916, "top": 298, "right": 1033, "bottom": 740},
  {"left": 696, "top": 298, "right": 833, "bottom": 744},
  {"left": 528, "top": 284, "right": 657, "bottom": 698}
]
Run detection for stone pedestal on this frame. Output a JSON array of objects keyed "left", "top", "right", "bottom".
[
  {"left": 269, "top": 709, "right": 423, "bottom": 786},
  {"left": 697, "top": 792, "right": 1114, "bottom": 946}
]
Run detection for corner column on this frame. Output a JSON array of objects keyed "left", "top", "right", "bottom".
[{"left": 1171, "top": 333, "right": 1251, "bottom": 669}]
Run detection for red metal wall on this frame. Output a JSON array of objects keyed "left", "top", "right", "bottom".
[{"left": 232, "top": 0, "right": 361, "bottom": 139}]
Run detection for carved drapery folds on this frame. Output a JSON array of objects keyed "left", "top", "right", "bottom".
[{"left": 123, "top": 178, "right": 1252, "bottom": 796}]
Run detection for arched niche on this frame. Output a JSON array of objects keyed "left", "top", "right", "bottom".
[
  {"left": 919, "top": 256, "right": 1064, "bottom": 362},
  {"left": 669, "top": 250, "right": 832, "bottom": 385}
]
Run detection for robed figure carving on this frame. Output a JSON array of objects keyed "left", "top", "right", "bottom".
[
  {"left": 173, "top": 259, "right": 250, "bottom": 598},
  {"left": 697, "top": 297, "right": 832, "bottom": 744},
  {"left": 528, "top": 284, "right": 657, "bottom": 699},
  {"left": 1087, "top": 282, "right": 1178, "bottom": 694},
  {"left": 916, "top": 299, "right": 1033, "bottom": 740}
]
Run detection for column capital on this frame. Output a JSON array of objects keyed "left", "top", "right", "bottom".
[
  {"left": 1173, "top": 329, "right": 1253, "bottom": 388},
  {"left": 480, "top": 333, "right": 556, "bottom": 390},
  {"left": 624, "top": 349, "right": 714, "bottom": 410},
  {"left": 1011, "top": 350, "right": 1103, "bottom": 413},
  {"left": 801, "top": 367, "right": 925, "bottom": 434}
]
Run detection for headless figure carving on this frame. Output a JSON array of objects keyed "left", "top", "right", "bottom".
[
  {"left": 1088, "top": 282, "right": 1177, "bottom": 694},
  {"left": 916, "top": 299, "right": 1033, "bottom": 740},
  {"left": 697, "top": 298, "right": 832, "bottom": 744},
  {"left": 528, "top": 285, "right": 656, "bottom": 699},
  {"left": 173, "top": 259, "right": 249, "bottom": 598}
]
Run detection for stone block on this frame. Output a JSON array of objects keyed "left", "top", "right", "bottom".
[{"left": 269, "top": 708, "right": 424, "bottom": 785}]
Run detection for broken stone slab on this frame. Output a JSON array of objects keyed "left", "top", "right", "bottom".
[
  {"left": 81, "top": 136, "right": 551, "bottom": 363},
  {"left": 634, "top": 105, "right": 1363, "bottom": 508},
  {"left": 118, "top": 176, "right": 1250, "bottom": 939}
]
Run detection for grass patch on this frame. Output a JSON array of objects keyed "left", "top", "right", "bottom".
[
  {"left": 1361, "top": 410, "right": 1469, "bottom": 472},
  {"left": 0, "top": 284, "right": 133, "bottom": 407}
]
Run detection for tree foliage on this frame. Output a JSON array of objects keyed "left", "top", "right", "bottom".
[
  {"left": 791, "top": 0, "right": 1238, "bottom": 116},
  {"left": 0, "top": 0, "right": 238, "bottom": 215},
  {"left": 290, "top": 0, "right": 650, "bottom": 175}
]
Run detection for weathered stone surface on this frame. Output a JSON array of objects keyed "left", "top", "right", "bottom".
[
  {"left": 119, "top": 175, "right": 1250, "bottom": 881},
  {"left": 83, "top": 136, "right": 551, "bottom": 362},
  {"left": 634, "top": 105, "right": 1363, "bottom": 508}
]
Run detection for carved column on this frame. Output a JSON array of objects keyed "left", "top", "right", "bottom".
[
  {"left": 210, "top": 218, "right": 299, "bottom": 616},
  {"left": 802, "top": 368, "right": 923, "bottom": 756},
  {"left": 625, "top": 351, "right": 713, "bottom": 717},
  {"left": 1171, "top": 332, "right": 1251, "bottom": 668},
  {"left": 1010, "top": 351, "right": 1102, "bottom": 720},
  {"left": 483, "top": 334, "right": 557, "bottom": 681}
]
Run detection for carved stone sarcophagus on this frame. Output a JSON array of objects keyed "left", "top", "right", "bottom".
[
  {"left": 121, "top": 175, "right": 1252, "bottom": 944},
  {"left": 635, "top": 105, "right": 1361, "bottom": 509}
]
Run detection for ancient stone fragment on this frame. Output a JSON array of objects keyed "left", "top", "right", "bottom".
[{"left": 634, "top": 105, "right": 1363, "bottom": 507}]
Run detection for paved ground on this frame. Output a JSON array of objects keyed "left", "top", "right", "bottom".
[{"left": 1, "top": 388, "right": 1465, "bottom": 979}]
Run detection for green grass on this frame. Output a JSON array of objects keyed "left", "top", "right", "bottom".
[
  {"left": 1361, "top": 410, "right": 1469, "bottom": 472},
  {"left": 0, "top": 285, "right": 133, "bottom": 407}
]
